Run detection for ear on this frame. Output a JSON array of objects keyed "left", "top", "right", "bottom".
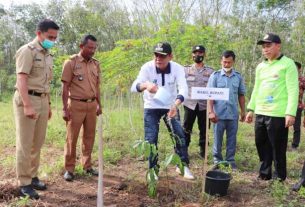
[{"left": 169, "top": 54, "right": 173, "bottom": 60}]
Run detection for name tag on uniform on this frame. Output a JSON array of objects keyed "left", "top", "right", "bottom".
[
  {"left": 187, "top": 76, "right": 195, "bottom": 81},
  {"left": 191, "top": 87, "right": 229, "bottom": 100}
]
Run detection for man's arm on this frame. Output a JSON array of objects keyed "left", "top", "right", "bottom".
[
  {"left": 16, "top": 73, "right": 37, "bottom": 119},
  {"left": 238, "top": 95, "right": 245, "bottom": 122},
  {"left": 207, "top": 72, "right": 218, "bottom": 123},
  {"left": 62, "top": 81, "right": 70, "bottom": 121}
]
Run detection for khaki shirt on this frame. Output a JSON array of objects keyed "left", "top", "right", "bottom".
[
  {"left": 183, "top": 64, "right": 214, "bottom": 110},
  {"left": 61, "top": 53, "right": 101, "bottom": 99},
  {"left": 15, "top": 37, "right": 53, "bottom": 93}
]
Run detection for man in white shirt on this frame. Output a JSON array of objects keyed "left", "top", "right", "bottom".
[{"left": 131, "top": 42, "right": 194, "bottom": 180}]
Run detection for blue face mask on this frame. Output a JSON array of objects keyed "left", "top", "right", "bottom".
[{"left": 41, "top": 39, "right": 55, "bottom": 49}]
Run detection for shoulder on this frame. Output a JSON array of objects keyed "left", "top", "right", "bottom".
[
  {"left": 170, "top": 61, "right": 184, "bottom": 72},
  {"left": 16, "top": 43, "right": 33, "bottom": 56},
  {"left": 91, "top": 57, "right": 100, "bottom": 65},
  {"left": 204, "top": 65, "right": 214, "bottom": 73}
]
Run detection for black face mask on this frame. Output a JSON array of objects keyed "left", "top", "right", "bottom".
[{"left": 193, "top": 55, "right": 204, "bottom": 63}]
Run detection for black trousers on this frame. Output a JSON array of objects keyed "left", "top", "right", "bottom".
[
  {"left": 255, "top": 115, "right": 288, "bottom": 180},
  {"left": 292, "top": 108, "right": 303, "bottom": 147},
  {"left": 183, "top": 104, "right": 206, "bottom": 148}
]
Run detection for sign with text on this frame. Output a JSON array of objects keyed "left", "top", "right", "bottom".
[{"left": 191, "top": 87, "right": 229, "bottom": 100}]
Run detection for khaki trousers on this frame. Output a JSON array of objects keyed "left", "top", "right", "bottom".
[
  {"left": 13, "top": 91, "right": 49, "bottom": 186},
  {"left": 64, "top": 99, "right": 97, "bottom": 172}
]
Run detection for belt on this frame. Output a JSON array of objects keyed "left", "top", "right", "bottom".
[
  {"left": 70, "top": 97, "right": 96, "bottom": 103},
  {"left": 28, "top": 90, "right": 47, "bottom": 97}
]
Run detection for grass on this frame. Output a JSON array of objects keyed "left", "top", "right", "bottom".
[{"left": 1, "top": 92, "right": 305, "bottom": 206}]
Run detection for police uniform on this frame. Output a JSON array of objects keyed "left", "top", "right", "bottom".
[
  {"left": 13, "top": 37, "right": 53, "bottom": 186},
  {"left": 183, "top": 64, "right": 214, "bottom": 150},
  {"left": 61, "top": 53, "right": 101, "bottom": 172}
]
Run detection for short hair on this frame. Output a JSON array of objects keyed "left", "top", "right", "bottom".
[
  {"left": 295, "top": 61, "right": 302, "bottom": 69},
  {"left": 37, "top": 19, "right": 59, "bottom": 32},
  {"left": 81, "top": 34, "right": 97, "bottom": 45},
  {"left": 222, "top": 50, "right": 236, "bottom": 61}
]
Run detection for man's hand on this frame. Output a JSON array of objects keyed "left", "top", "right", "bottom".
[
  {"left": 285, "top": 115, "right": 295, "bottom": 128},
  {"left": 240, "top": 111, "right": 246, "bottom": 122},
  {"left": 245, "top": 111, "right": 253, "bottom": 123},
  {"left": 168, "top": 105, "right": 177, "bottom": 118},
  {"left": 96, "top": 104, "right": 102, "bottom": 116},
  {"left": 208, "top": 112, "right": 218, "bottom": 123},
  {"left": 62, "top": 108, "right": 71, "bottom": 122},
  {"left": 146, "top": 82, "right": 158, "bottom": 93},
  {"left": 24, "top": 105, "right": 37, "bottom": 119}
]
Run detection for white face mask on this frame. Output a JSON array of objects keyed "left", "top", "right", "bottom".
[{"left": 223, "top": 67, "right": 232, "bottom": 72}]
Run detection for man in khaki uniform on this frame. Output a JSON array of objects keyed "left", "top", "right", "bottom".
[
  {"left": 61, "top": 34, "right": 102, "bottom": 181},
  {"left": 13, "top": 19, "right": 59, "bottom": 199},
  {"left": 183, "top": 45, "right": 214, "bottom": 157}
]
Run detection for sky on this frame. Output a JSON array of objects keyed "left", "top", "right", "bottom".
[{"left": 0, "top": 0, "right": 49, "bottom": 8}]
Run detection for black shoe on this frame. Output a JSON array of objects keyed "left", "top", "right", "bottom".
[
  {"left": 257, "top": 174, "right": 272, "bottom": 181},
  {"left": 64, "top": 171, "right": 75, "bottom": 181},
  {"left": 85, "top": 168, "right": 99, "bottom": 176},
  {"left": 19, "top": 184, "right": 39, "bottom": 200},
  {"left": 292, "top": 178, "right": 305, "bottom": 191},
  {"left": 31, "top": 177, "right": 47, "bottom": 190}
]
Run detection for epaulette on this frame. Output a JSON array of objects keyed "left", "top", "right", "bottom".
[
  {"left": 27, "top": 44, "right": 35, "bottom": 50},
  {"left": 69, "top": 54, "right": 78, "bottom": 60}
]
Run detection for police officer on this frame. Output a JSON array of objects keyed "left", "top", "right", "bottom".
[
  {"left": 13, "top": 19, "right": 59, "bottom": 199},
  {"left": 183, "top": 45, "right": 214, "bottom": 157},
  {"left": 61, "top": 34, "right": 102, "bottom": 181}
]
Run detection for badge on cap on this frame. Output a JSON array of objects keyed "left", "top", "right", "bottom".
[
  {"left": 264, "top": 34, "right": 269, "bottom": 40},
  {"left": 155, "top": 43, "right": 164, "bottom": 52},
  {"left": 196, "top": 46, "right": 200, "bottom": 50}
]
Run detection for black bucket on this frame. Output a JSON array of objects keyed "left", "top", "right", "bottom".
[{"left": 205, "top": 170, "right": 231, "bottom": 196}]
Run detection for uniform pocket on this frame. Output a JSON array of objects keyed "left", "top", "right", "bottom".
[
  {"left": 73, "top": 69, "right": 85, "bottom": 81},
  {"left": 216, "top": 81, "right": 226, "bottom": 88}
]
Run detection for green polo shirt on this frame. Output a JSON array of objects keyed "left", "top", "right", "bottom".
[{"left": 247, "top": 55, "right": 298, "bottom": 117}]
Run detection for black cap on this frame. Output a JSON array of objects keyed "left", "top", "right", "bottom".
[
  {"left": 153, "top": 42, "right": 172, "bottom": 55},
  {"left": 257, "top": 33, "right": 281, "bottom": 45},
  {"left": 192, "top": 45, "right": 205, "bottom": 53}
]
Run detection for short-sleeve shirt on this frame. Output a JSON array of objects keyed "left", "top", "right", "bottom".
[
  {"left": 15, "top": 37, "right": 53, "bottom": 93},
  {"left": 61, "top": 53, "right": 101, "bottom": 99},
  {"left": 183, "top": 64, "right": 214, "bottom": 110},
  {"left": 207, "top": 69, "right": 246, "bottom": 120}
]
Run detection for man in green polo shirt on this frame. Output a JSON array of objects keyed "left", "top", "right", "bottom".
[{"left": 245, "top": 33, "right": 298, "bottom": 181}]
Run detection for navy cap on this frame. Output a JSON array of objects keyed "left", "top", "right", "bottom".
[
  {"left": 257, "top": 33, "right": 281, "bottom": 45},
  {"left": 153, "top": 42, "right": 172, "bottom": 55},
  {"left": 192, "top": 45, "right": 205, "bottom": 53}
]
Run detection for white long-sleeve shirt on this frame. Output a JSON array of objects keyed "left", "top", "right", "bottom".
[{"left": 131, "top": 60, "right": 188, "bottom": 109}]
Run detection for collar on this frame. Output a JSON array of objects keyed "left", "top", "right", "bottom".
[
  {"left": 264, "top": 54, "right": 284, "bottom": 61},
  {"left": 156, "top": 63, "right": 171, "bottom": 74},
  {"left": 220, "top": 68, "right": 236, "bottom": 77},
  {"left": 77, "top": 52, "right": 94, "bottom": 63},
  {"left": 30, "top": 37, "right": 47, "bottom": 53}
]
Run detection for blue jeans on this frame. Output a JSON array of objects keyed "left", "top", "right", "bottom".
[
  {"left": 213, "top": 119, "right": 238, "bottom": 164},
  {"left": 144, "top": 109, "right": 189, "bottom": 169}
]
